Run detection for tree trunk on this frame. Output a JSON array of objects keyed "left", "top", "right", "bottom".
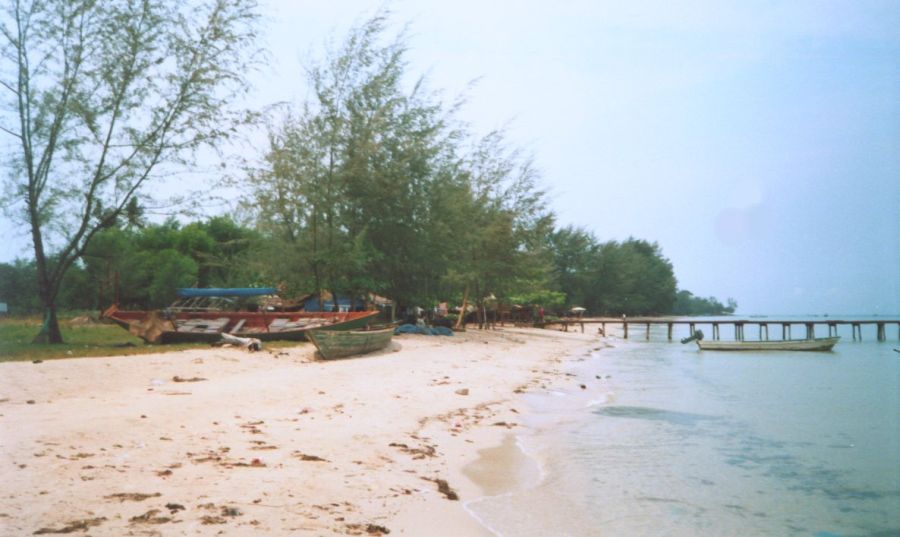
[
  {"left": 330, "top": 289, "right": 340, "bottom": 312},
  {"left": 454, "top": 285, "right": 469, "bottom": 330},
  {"left": 30, "top": 216, "right": 64, "bottom": 343},
  {"left": 32, "top": 304, "right": 63, "bottom": 344}
]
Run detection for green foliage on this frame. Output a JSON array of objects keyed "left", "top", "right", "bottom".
[
  {"left": 0, "top": 216, "right": 261, "bottom": 312},
  {"left": 144, "top": 249, "right": 199, "bottom": 308},
  {"left": 593, "top": 239, "right": 678, "bottom": 315},
  {"left": 0, "top": 0, "right": 261, "bottom": 342},
  {"left": 90, "top": 216, "right": 259, "bottom": 308},
  {"left": 673, "top": 290, "right": 738, "bottom": 315},
  {"left": 0, "top": 259, "right": 40, "bottom": 313},
  {"left": 546, "top": 229, "right": 679, "bottom": 315},
  {"left": 245, "top": 13, "right": 553, "bottom": 314},
  {"left": 0, "top": 8, "right": 741, "bottom": 328},
  {"left": 548, "top": 226, "right": 600, "bottom": 309},
  {"left": 509, "top": 289, "right": 567, "bottom": 311}
]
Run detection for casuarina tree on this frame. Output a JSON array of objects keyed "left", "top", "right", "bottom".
[{"left": 0, "top": 0, "right": 261, "bottom": 342}]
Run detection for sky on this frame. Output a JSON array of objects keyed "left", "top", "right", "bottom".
[{"left": 1, "top": 0, "right": 897, "bottom": 315}]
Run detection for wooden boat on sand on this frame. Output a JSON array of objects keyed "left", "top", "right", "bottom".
[
  {"left": 696, "top": 336, "right": 840, "bottom": 352},
  {"left": 102, "top": 304, "right": 379, "bottom": 344},
  {"left": 307, "top": 327, "right": 395, "bottom": 360}
]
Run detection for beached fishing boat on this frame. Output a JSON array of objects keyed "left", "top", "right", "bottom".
[
  {"left": 696, "top": 336, "right": 840, "bottom": 352},
  {"left": 102, "top": 304, "right": 379, "bottom": 344},
  {"left": 307, "top": 327, "right": 394, "bottom": 360}
]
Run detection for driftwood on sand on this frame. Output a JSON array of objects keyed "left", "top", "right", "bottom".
[{"left": 219, "top": 333, "right": 262, "bottom": 351}]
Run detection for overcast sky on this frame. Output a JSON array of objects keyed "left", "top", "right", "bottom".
[{"left": 2, "top": 0, "right": 897, "bottom": 315}]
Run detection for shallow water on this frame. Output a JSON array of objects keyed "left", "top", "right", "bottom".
[{"left": 468, "top": 321, "right": 900, "bottom": 536}]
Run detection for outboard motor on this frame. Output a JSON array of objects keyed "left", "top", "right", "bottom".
[{"left": 681, "top": 330, "right": 704, "bottom": 344}]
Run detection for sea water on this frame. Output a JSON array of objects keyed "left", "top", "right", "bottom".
[{"left": 467, "top": 319, "right": 899, "bottom": 536}]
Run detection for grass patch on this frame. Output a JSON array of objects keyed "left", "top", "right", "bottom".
[{"left": 0, "top": 314, "right": 299, "bottom": 363}]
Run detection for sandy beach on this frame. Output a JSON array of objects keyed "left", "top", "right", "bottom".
[{"left": 0, "top": 327, "right": 598, "bottom": 536}]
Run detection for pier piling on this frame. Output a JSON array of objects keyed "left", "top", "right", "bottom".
[{"left": 547, "top": 317, "right": 898, "bottom": 343}]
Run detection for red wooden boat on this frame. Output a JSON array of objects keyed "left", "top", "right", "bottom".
[{"left": 102, "top": 304, "right": 380, "bottom": 344}]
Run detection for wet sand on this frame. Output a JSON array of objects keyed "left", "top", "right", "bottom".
[{"left": 0, "top": 327, "right": 597, "bottom": 536}]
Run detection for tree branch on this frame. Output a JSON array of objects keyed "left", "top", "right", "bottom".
[
  {"left": 0, "top": 79, "right": 18, "bottom": 95},
  {"left": 0, "top": 124, "right": 22, "bottom": 138}
]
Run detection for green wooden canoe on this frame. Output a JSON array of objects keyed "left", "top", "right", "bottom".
[{"left": 308, "top": 327, "right": 395, "bottom": 360}]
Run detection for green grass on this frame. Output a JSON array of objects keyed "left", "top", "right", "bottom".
[{"left": 0, "top": 315, "right": 298, "bottom": 362}]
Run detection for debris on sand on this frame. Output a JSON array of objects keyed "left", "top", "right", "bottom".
[
  {"left": 33, "top": 517, "right": 106, "bottom": 534},
  {"left": 347, "top": 522, "right": 391, "bottom": 535},
  {"left": 129, "top": 509, "right": 172, "bottom": 525},
  {"left": 219, "top": 332, "right": 262, "bottom": 351},
  {"left": 172, "top": 376, "right": 207, "bottom": 383},
  {"left": 221, "top": 506, "right": 242, "bottom": 517},
  {"left": 240, "top": 420, "right": 265, "bottom": 434},
  {"left": 195, "top": 504, "right": 241, "bottom": 523},
  {"left": 389, "top": 442, "right": 436, "bottom": 459},
  {"left": 62, "top": 452, "right": 94, "bottom": 460},
  {"left": 423, "top": 477, "right": 459, "bottom": 501},
  {"left": 165, "top": 503, "right": 185, "bottom": 514},
  {"left": 232, "top": 458, "right": 267, "bottom": 468},
  {"left": 104, "top": 492, "right": 161, "bottom": 502},
  {"left": 292, "top": 452, "right": 328, "bottom": 462},
  {"left": 492, "top": 421, "right": 517, "bottom": 429}
]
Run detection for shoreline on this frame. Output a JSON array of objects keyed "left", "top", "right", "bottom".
[
  {"left": 0, "top": 326, "right": 599, "bottom": 536},
  {"left": 460, "top": 338, "right": 618, "bottom": 536}
]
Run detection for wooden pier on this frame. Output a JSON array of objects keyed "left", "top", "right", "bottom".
[{"left": 545, "top": 317, "right": 900, "bottom": 342}]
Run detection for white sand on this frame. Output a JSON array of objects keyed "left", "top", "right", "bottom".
[{"left": 0, "top": 327, "right": 598, "bottom": 536}]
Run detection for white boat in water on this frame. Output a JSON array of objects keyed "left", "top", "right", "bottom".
[{"left": 696, "top": 336, "right": 840, "bottom": 352}]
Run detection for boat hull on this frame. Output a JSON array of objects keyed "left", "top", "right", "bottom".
[
  {"left": 696, "top": 336, "right": 840, "bottom": 352},
  {"left": 102, "top": 305, "right": 380, "bottom": 344},
  {"left": 307, "top": 327, "right": 394, "bottom": 360}
]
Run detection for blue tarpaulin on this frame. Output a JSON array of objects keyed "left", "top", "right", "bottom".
[
  {"left": 394, "top": 324, "right": 454, "bottom": 336},
  {"left": 176, "top": 287, "right": 277, "bottom": 298}
]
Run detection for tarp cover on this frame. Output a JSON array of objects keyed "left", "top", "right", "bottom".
[
  {"left": 177, "top": 287, "right": 277, "bottom": 298},
  {"left": 393, "top": 324, "right": 454, "bottom": 336}
]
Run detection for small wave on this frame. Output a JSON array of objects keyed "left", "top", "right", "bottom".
[{"left": 462, "top": 500, "right": 506, "bottom": 537}]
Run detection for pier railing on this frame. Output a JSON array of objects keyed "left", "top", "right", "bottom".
[{"left": 540, "top": 317, "right": 899, "bottom": 342}]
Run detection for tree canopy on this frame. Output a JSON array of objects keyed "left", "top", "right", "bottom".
[
  {"left": 242, "top": 14, "right": 554, "bottom": 318},
  {"left": 0, "top": 10, "right": 739, "bottom": 328},
  {"left": 0, "top": 0, "right": 261, "bottom": 341}
]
